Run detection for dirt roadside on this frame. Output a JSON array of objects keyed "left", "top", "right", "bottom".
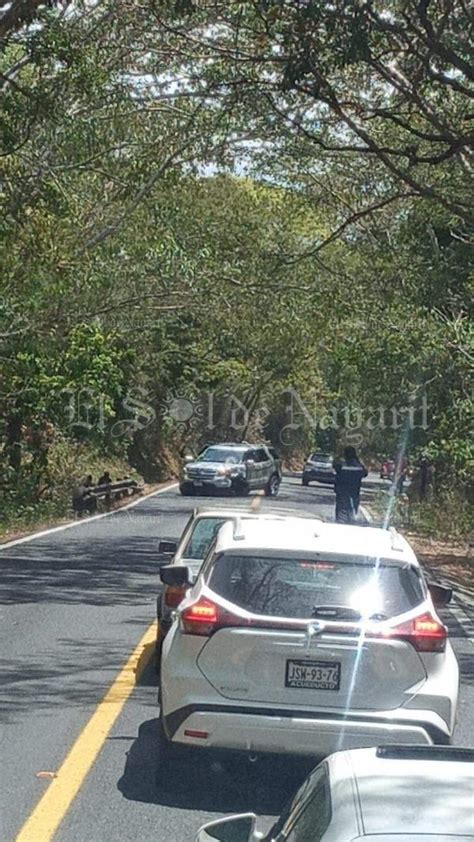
[{"left": 404, "top": 533, "right": 474, "bottom": 596}]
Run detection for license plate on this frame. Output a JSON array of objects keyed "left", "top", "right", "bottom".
[
  {"left": 285, "top": 659, "right": 340, "bottom": 690},
  {"left": 194, "top": 481, "right": 203, "bottom": 487}
]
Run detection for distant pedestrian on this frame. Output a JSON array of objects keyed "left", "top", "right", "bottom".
[
  {"left": 393, "top": 459, "right": 407, "bottom": 496},
  {"left": 72, "top": 478, "right": 97, "bottom": 516},
  {"left": 98, "top": 470, "right": 112, "bottom": 508},
  {"left": 417, "top": 456, "right": 435, "bottom": 501},
  {"left": 84, "top": 474, "right": 94, "bottom": 488},
  {"left": 333, "top": 446, "right": 368, "bottom": 524}
]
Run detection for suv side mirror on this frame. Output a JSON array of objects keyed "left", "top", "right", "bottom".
[
  {"left": 428, "top": 582, "right": 452, "bottom": 608},
  {"left": 196, "top": 814, "right": 257, "bottom": 842},
  {"left": 245, "top": 458, "right": 255, "bottom": 466},
  {"left": 184, "top": 454, "right": 194, "bottom": 463},
  {"left": 158, "top": 540, "right": 178, "bottom": 555},
  {"left": 160, "top": 565, "right": 192, "bottom": 587}
]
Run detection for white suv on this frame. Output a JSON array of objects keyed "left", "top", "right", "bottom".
[
  {"left": 197, "top": 745, "right": 474, "bottom": 841},
  {"left": 159, "top": 518, "right": 458, "bottom": 761}
]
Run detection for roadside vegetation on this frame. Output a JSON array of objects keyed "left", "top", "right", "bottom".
[
  {"left": 367, "top": 485, "right": 473, "bottom": 541},
  {"left": 1, "top": 1, "right": 472, "bottom": 539}
]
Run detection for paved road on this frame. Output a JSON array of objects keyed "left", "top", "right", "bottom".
[{"left": 1, "top": 478, "right": 473, "bottom": 842}]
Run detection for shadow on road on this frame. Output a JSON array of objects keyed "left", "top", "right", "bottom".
[
  {"left": 456, "top": 653, "right": 474, "bottom": 685},
  {"left": 117, "top": 718, "right": 315, "bottom": 817},
  {"left": 0, "top": 536, "right": 169, "bottom": 607},
  {"left": 0, "top": 481, "right": 333, "bottom": 607}
]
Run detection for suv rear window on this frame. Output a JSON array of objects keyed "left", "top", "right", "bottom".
[
  {"left": 311, "top": 453, "right": 332, "bottom": 462},
  {"left": 270, "top": 762, "right": 331, "bottom": 841},
  {"left": 206, "top": 554, "right": 425, "bottom": 620},
  {"left": 182, "top": 517, "right": 227, "bottom": 560}
]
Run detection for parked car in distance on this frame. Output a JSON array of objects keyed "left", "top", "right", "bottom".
[
  {"left": 159, "top": 518, "right": 458, "bottom": 764},
  {"left": 196, "top": 744, "right": 474, "bottom": 841},
  {"left": 302, "top": 452, "right": 335, "bottom": 485},
  {"left": 155, "top": 505, "right": 321, "bottom": 666},
  {"left": 180, "top": 443, "right": 280, "bottom": 497},
  {"left": 380, "top": 458, "right": 395, "bottom": 480}
]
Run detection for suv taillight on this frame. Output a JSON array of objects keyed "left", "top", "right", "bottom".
[
  {"left": 380, "top": 612, "right": 448, "bottom": 653},
  {"left": 181, "top": 598, "right": 248, "bottom": 636}
]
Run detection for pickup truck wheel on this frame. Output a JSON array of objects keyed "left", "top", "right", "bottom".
[{"left": 265, "top": 474, "right": 280, "bottom": 497}]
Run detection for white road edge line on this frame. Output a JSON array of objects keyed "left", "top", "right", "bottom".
[
  {"left": 360, "top": 505, "right": 373, "bottom": 523},
  {"left": 0, "top": 482, "right": 179, "bottom": 551}
]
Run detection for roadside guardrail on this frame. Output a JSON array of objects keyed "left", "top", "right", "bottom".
[{"left": 72, "top": 479, "right": 144, "bottom": 515}]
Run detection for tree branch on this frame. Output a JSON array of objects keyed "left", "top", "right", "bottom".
[{"left": 280, "top": 193, "right": 419, "bottom": 265}]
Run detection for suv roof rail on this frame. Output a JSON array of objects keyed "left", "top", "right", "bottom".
[
  {"left": 232, "top": 518, "right": 245, "bottom": 541},
  {"left": 376, "top": 745, "right": 474, "bottom": 762},
  {"left": 262, "top": 507, "right": 324, "bottom": 520},
  {"left": 389, "top": 526, "right": 405, "bottom": 552}
]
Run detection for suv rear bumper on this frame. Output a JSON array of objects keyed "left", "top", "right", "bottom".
[
  {"left": 163, "top": 704, "right": 451, "bottom": 754},
  {"left": 303, "top": 469, "right": 335, "bottom": 484}
]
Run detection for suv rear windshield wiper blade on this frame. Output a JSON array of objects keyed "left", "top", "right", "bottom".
[
  {"left": 311, "top": 605, "right": 388, "bottom": 621},
  {"left": 311, "top": 604, "right": 361, "bottom": 620}
]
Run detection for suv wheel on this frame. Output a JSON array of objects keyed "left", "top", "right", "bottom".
[
  {"left": 265, "top": 473, "right": 280, "bottom": 497},
  {"left": 154, "top": 626, "right": 164, "bottom": 672},
  {"left": 156, "top": 711, "right": 194, "bottom": 787},
  {"left": 232, "top": 478, "right": 250, "bottom": 496},
  {"left": 302, "top": 476, "right": 309, "bottom": 486},
  {"left": 179, "top": 482, "right": 195, "bottom": 496}
]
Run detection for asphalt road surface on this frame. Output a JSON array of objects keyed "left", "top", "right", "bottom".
[{"left": 1, "top": 478, "right": 473, "bottom": 842}]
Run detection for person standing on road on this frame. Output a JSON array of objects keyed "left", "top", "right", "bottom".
[{"left": 333, "top": 446, "right": 368, "bottom": 523}]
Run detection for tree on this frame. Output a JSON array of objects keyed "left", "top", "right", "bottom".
[{"left": 148, "top": 0, "right": 473, "bottom": 232}]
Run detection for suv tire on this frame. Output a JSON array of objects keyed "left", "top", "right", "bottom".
[
  {"left": 302, "top": 476, "right": 309, "bottom": 486},
  {"left": 232, "top": 478, "right": 250, "bottom": 496},
  {"left": 180, "top": 482, "right": 195, "bottom": 496},
  {"left": 265, "top": 473, "right": 280, "bottom": 497},
  {"left": 156, "top": 710, "right": 194, "bottom": 786},
  {"left": 155, "top": 627, "right": 164, "bottom": 672}
]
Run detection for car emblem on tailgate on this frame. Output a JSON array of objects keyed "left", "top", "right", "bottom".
[{"left": 305, "top": 621, "right": 326, "bottom": 651}]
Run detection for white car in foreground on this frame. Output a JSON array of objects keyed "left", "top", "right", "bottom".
[
  {"left": 159, "top": 517, "right": 458, "bottom": 760},
  {"left": 196, "top": 744, "right": 474, "bottom": 841}
]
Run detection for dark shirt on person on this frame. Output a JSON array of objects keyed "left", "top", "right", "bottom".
[{"left": 334, "top": 458, "right": 368, "bottom": 506}]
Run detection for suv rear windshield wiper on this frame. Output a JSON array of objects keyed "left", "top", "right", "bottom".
[{"left": 311, "top": 605, "right": 388, "bottom": 621}]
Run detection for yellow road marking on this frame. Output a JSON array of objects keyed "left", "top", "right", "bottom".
[{"left": 16, "top": 621, "right": 157, "bottom": 842}]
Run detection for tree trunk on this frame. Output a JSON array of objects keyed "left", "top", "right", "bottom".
[{"left": 6, "top": 414, "right": 22, "bottom": 472}]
